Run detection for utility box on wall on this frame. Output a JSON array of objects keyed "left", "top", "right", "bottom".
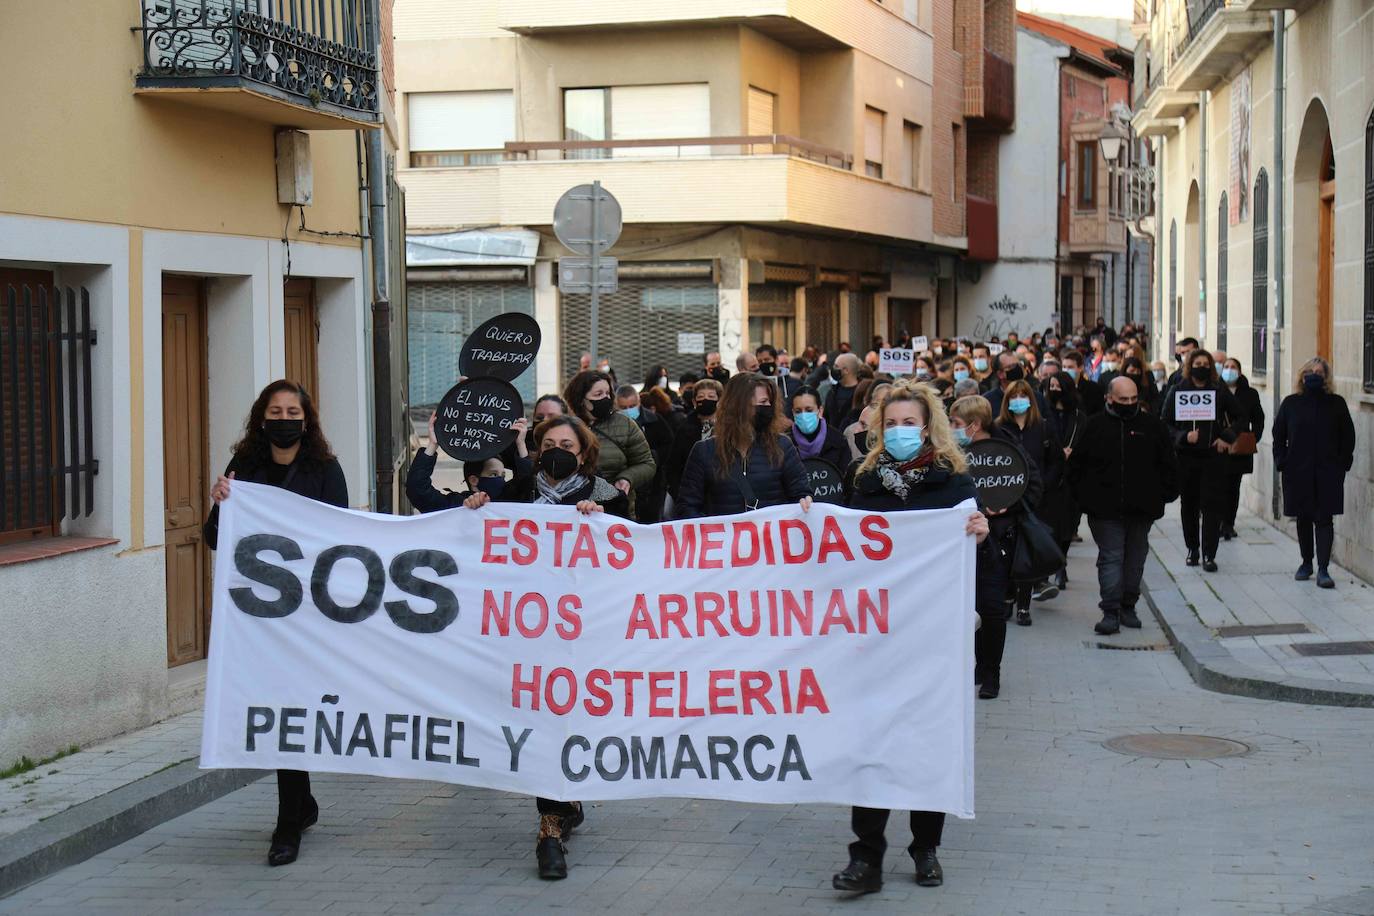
[{"left": 275, "top": 129, "right": 313, "bottom": 206}]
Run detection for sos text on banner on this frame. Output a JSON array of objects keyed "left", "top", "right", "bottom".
[{"left": 201, "top": 483, "right": 977, "bottom": 815}]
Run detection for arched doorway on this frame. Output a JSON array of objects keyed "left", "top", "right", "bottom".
[
  {"left": 1184, "top": 181, "right": 1201, "bottom": 342},
  {"left": 1293, "top": 99, "right": 1334, "bottom": 367}
]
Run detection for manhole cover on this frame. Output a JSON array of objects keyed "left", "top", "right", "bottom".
[{"left": 1102, "top": 734, "right": 1252, "bottom": 760}]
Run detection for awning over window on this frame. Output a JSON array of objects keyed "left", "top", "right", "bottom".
[{"left": 405, "top": 229, "right": 539, "bottom": 268}]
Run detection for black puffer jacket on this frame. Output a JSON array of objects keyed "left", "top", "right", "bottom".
[
  {"left": 204, "top": 454, "right": 347, "bottom": 550},
  {"left": 1068, "top": 407, "right": 1179, "bottom": 521},
  {"left": 1161, "top": 378, "right": 1243, "bottom": 462},
  {"left": 675, "top": 436, "right": 810, "bottom": 518}
]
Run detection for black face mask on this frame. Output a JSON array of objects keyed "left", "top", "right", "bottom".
[
  {"left": 1189, "top": 366, "right": 1211, "bottom": 383},
  {"left": 1110, "top": 401, "right": 1140, "bottom": 420},
  {"left": 830, "top": 364, "right": 843, "bottom": 382},
  {"left": 539, "top": 447, "right": 580, "bottom": 481},
  {"left": 753, "top": 405, "right": 775, "bottom": 431},
  {"left": 759, "top": 362, "right": 776, "bottom": 376},
  {"left": 588, "top": 397, "right": 615, "bottom": 422},
  {"left": 710, "top": 367, "right": 730, "bottom": 383},
  {"left": 1003, "top": 366, "right": 1025, "bottom": 383},
  {"left": 852, "top": 430, "right": 868, "bottom": 455},
  {"left": 263, "top": 419, "right": 305, "bottom": 448},
  {"left": 476, "top": 477, "right": 506, "bottom": 499},
  {"left": 1302, "top": 373, "right": 1325, "bottom": 393},
  {"left": 695, "top": 399, "right": 718, "bottom": 417}
]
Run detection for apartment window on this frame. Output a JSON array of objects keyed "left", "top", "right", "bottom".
[
  {"left": 564, "top": 84, "right": 711, "bottom": 159},
  {"left": 1364, "top": 111, "right": 1374, "bottom": 391},
  {"left": 864, "top": 107, "right": 886, "bottom": 179},
  {"left": 1076, "top": 141, "right": 1097, "bottom": 210},
  {"left": 408, "top": 90, "right": 514, "bottom": 167},
  {"left": 1217, "top": 192, "right": 1229, "bottom": 351},
  {"left": 952, "top": 122, "right": 963, "bottom": 204},
  {"left": 748, "top": 87, "right": 776, "bottom": 137},
  {"left": 1169, "top": 219, "right": 1178, "bottom": 336},
  {"left": 901, "top": 121, "right": 923, "bottom": 189},
  {"left": 1253, "top": 169, "right": 1269, "bottom": 377}
]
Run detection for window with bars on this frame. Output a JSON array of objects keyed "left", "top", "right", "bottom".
[
  {"left": 1, "top": 274, "right": 98, "bottom": 543},
  {"left": 1364, "top": 112, "right": 1374, "bottom": 392},
  {"left": 1253, "top": 169, "right": 1269, "bottom": 378},
  {"left": 1217, "top": 192, "right": 1228, "bottom": 352}
]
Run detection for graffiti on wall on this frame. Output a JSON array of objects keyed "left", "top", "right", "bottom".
[{"left": 1229, "top": 68, "right": 1252, "bottom": 225}]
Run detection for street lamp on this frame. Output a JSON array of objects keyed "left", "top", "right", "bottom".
[{"left": 1098, "top": 120, "right": 1127, "bottom": 163}]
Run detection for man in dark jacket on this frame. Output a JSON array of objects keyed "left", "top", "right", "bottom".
[{"left": 1068, "top": 377, "right": 1179, "bottom": 635}]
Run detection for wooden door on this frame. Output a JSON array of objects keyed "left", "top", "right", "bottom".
[
  {"left": 283, "top": 277, "right": 319, "bottom": 401},
  {"left": 1318, "top": 184, "right": 1335, "bottom": 362},
  {"left": 162, "top": 276, "right": 209, "bottom": 667},
  {"left": 888, "top": 297, "right": 923, "bottom": 343}
]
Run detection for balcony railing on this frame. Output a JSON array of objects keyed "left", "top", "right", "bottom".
[
  {"left": 1170, "top": 0, "right": 1227, "bottom": 64},
  {"left": 136, "top": 0, "right": 379, "bottom": 123},
  {"left": 502, "top": 135, "right": 854, "bottom": 170}
]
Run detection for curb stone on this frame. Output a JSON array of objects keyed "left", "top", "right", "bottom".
[
  {"left": 1139, "top": 552, "right": 1374, "bottom": 709},
  {"left": 0, "top": 761, "right": 262, "bottom": 898}
]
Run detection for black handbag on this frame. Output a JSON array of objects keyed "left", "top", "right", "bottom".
[{"left": 1011, "top": 510, "right": 1065, "bottom": 582}]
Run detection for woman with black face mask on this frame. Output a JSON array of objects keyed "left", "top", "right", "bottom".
[
  {"left": 675, "top": 374, "right": 812, "bottom": 518},
  {"left": 1161, "top": 349, "right": 1243, "bottom": 571},
  {"left": 462, "top": 415, "right": 626, "bottom": 880},
  {"left": 1039, "top": 371, "right": 1085, "bottom": 592},
  {"left": 1272, "top": 358, "right": 1356, "bottom": 588},
  {"left": 562, "top": 370, "right": 656, "bottom": 520},
  {"left": 203, "top": 379, "right": 345, "bottom": 868},
  {"left": 665, "top": 377, "right": 723, "bottom": 501}
]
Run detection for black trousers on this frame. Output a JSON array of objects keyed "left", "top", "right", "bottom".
[
  {"left": 1297, "top": 515, "right": 1335, "bottom": 568},
  {"left": 975, "top": 617, "right": 1006, "bottom": 679},
  {"left": 850, "top": 807, "right": 945, "bottom": 866},
  {"left": 276, "top": 769, "right": 312, "bottom": 830},
  {"left": 1222, "top": 472, "right": 1244, "bottom": 529},
  {"left": 1178, "top": 458, "right": 1227, "bottom": 557}
]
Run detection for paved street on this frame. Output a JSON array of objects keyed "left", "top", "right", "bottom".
[{"left": 4, "top": 513, "right": 1373, "bottom": 916}]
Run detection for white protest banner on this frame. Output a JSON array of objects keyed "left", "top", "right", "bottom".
[
  {"left": 1174, "top": 389, "right": 1216, "bottom": 422},
  {"left": 878, "top": 347, "right": 915, "bottom": 376},
  {"left": 202, "top": 483, "right": 976, "bottom": 815},
  {"left": 913, "top": 335, "right": 929, "bottom": 352}
]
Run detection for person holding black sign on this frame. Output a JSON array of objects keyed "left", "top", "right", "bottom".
[
  {"left": 406, "top": 411, "right": 531, "bottom": 512},
  {"left": 563, "top": 371, "right": 656, "bottom": 520},
  {"left": 1068, "top": 377, "right": 1178, "bottom": 634},
  {"left": 833, "top": 382, "right": 991, "bottom": 897},
  {"left": 461, "top": 414, "right": 625, "bottom": 879},
  {"left": 1272, "top": 358, "right": 1356, "bottom": 588},
  {"left": 788, "top": 385, "right": 851, "bottom": 470},
  {"left": 203, "top": 380, "right": 346, "bottom": 868},
  {"left": 1161, "top": 349, "right": 1243, "bottom": 572},
  {"left": 675, "top": 374, "right": 812, "bottom": 518}
]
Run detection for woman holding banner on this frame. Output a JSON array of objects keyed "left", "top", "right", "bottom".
[
  {"left": 563, "top": 371, "right": 656, "bottom": 520},
  {"left": 787, "top": 386, "right": 851, "bottom": 470},
  {"left": 675, "top": 374, "right": 812, "bottom": 518},
  {"left": 832, "top": 381, "right": 990, "bottom": 896},
  {"left": 203, "top": 380, "right": 346, "bottom": 868},
  {"left": 461, "top": 414, "right": 626, "bottom": 879}
]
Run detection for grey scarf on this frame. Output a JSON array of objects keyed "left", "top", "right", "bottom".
[{"left": 534, "top": 471, "right": 589, "bottom": 505}]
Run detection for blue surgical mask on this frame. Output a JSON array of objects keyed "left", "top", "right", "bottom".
[
  {"left": 1065, "top": 367, "right": 1079, "bottom": 380},
  {"left": 953, "top": 427, "right": 972, "bottom": 447},
  {"left": 916, "top": 368, "right": 932, "bottom": 381},
  {"left": 1220, "top": 368, "right": 1239, "bottom": 384},
  {"left": 953, "top": 369, "right": 970, "bottom": 383},
  {"left": 793, "top": 411, "right": 820, "bottom": 435},
  {"left": 621, "top": 406, "right": 640, "bottom": 421},
  {"left": 1009, "top": 397, "right": 1031, "bottom": 415},
  {"left": 885, "top": 425, "right": 924, "bottom": 461},
  {"left": 973, "top": 357, "right": 989, "bottom": 372}
]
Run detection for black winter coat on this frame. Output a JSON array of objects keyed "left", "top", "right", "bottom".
[
  {"left": 1041, "top": 407, "right": 1086, "bottom": 543},
  {"left": 404, "top": 448, "right": 536, "bottom": 514},
  {"left": 995, "top": 417, "right": 1062, "bottom": 491},
  {"left": 1272, "top": 390, "right": 1356, "bottom": 518},
  {"left": 666, "top": 413, "right": 713, "bottom": 499},
  {"left": 203, "top": 453, "right": 347, "bottom": 550},
  {"left": 1224, "top": 377, "right": 1265, "bottom": 475},
  {"left": 1160, "top": 378, "right": 1243, "bottom": 465},
  {"left": 788, "top": 421, "right": 851, "bottom": 472},
  {"left": 848, "top": 461, "right": 1004, "bottom": 619},
  {"left": 1076, "top": 376, "right": 1106, "bottom": 415},
  {"left": 1068, "top": 408, "right": 1179, "bottom": 521},
  {"left": 675, "top": 436, "right": 810, "bottom": 518},
  {"left": 634, "top": 410, "right": 675, "bottom": 524}
]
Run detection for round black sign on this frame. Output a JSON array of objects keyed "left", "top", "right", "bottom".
[
  {"left": 965, "top": 438, "right": 1028, "bottom": 512},
  {"left": 435, "top": 378, "right": 525, "bottom": 462},
  {"left": 804, "top": 459, "right": 846, "bottom": 505},
  {"left": 459, "top": 313, "right": 541, "bottom": 383}
]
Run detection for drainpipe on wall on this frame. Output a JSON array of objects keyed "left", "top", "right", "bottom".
[
  {"left": 1198, "top": 91, "right": 1208, "bottom": 344},
  {"left": 354, "top": 130, "right": 377, "bottom": 512},
  {"left": 365, "top": 0, "right": 394, "bottom": 515},
  {"left": 1270, "top": 10, "right": 1286, "bottom": 521}
]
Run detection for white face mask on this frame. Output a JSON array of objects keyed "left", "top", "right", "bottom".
[{"left": 659, "top": 376, "right": 668, "bottom": 388}]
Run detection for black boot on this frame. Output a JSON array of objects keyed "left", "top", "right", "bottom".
[
  {"left": 832, "top": 859, "right": 882, "bottom": 894},
  {"left": 536, "top": 837, "right": 568, "bottom": 880},
  {"left": 1015, "top": 608, "right": 1032, "bottom": 626},
  {"left": 267, "top": 796, "right": 318, "bottom": 867},
  {"left": 1295, "top": 561, "right": 1313, "bottom": 581},
  {"left": 1095, "top": 613, "right": 1120, "bottom": 635},
  {"left": 912, "top": 847, "right": 943, "bottom": 887},
  {"left": 1185, "top": 549, "right": 1200, "bottom": 567},
  {"left": 1317, "top": 568, "right": 1335, "bottom": 589},
  {"left": 978, "top": 669, "right": 1000, "bottom": 700},
  {"left": 1202, "top": 556, "right": 1218, "bottom": 573},
  {"left": 1055, "top": 568, "right": 1067, "bottom": 590},
  {"left": 1119, "top": 607, "right": 1142, "bottom": 629}
]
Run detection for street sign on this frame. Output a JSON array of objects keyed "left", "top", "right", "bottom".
[
  {"left": 1174, "top": 389, "right": 1216, "bottom": 422},
  {"left": 804, "top": 459, "right": 846, "bottom": 504},
  {"left": 435, "top": 377, "right": 524, "bottom": 462},
  {"left": 558, "top": 257, "right": 619, "bottom": 294},
  {"left": 553, "top": 183, "right": 622, "bottom": 255},
  {"left": 965, "top": 438, "right": 1029, "bottom": 512},
  {"left": 878, "top": 347, "right": 914, "bottom": 375},
  {"left": 459, "top": 312, "right": 541, "bottom": 382}
]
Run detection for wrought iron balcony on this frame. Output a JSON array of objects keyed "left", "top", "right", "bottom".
[{"left": 135, "top": 0, "right": 380, "bottom": 129}]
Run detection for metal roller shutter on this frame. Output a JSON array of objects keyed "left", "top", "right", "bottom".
[
  {"left": 848, "top": 290, "right": 875, "bottom": 352},
  {"left": 805, "top": 286, "right": 841, "bottom": 354},
  {"left": 407, "top": 282, "right": 536, "bottom": 409},
  {"left": 560, "top": 280, "right": 718, "bottom": 387}
]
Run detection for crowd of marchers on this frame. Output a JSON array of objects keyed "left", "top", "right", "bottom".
[{"left": 199, "top": 316, "right": 1356, "bottom": 893}]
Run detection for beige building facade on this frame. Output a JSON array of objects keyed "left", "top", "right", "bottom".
[
  {"left": 395, "top": 0, "right": 1013, "bottom": 396},
  {"left": 1133, "top": 0, "right": 1374, "bottom": 579},
  {"left": 0, "top": 0, "right": 406, "bottom": 762}
]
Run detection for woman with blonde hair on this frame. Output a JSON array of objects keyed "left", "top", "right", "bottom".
[
  {"left": 1271, "top": 357, "right": 1356, "bottom": 587},
  {"left": 994, "top": 378, "right": 1063, "bottom": 620},
  {"left": 833, "top": 381, "right": 991, "bottom": 896}
]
